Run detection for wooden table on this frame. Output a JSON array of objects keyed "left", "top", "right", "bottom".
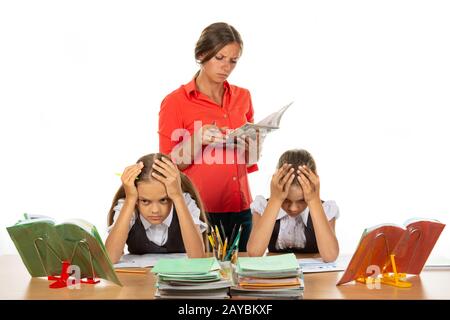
[{"left": 1, "top": 254, "right": 450, "bottom": 300}]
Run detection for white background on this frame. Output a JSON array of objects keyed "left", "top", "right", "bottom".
[{"left": 1, "top": 0, "right": 449, "bottom": 259}]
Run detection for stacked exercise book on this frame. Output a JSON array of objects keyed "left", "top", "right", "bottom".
[
  {"left": 230, "top": 253, "right": 304, "bottom": 299},
  {"left": 151, "top": 257, "right": 232, "bottom": 299}
]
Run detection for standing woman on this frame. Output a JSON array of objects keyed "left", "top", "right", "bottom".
[{"left": 158, "top": 22, "right": 260, "bottom": 252}]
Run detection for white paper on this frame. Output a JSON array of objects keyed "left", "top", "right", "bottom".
[
  {"left": 424, "top": 256, "right": 450, "bottom": 269},
  {"left": 297, "top": 255, "right": 350, "bottom": 273},
  {"left": 114, "top": 253, "right": 187, "bottom": 268},
  {"left": 257, "top": 101, "right": 293, "bottom": 128},
  {"left": 226, "top": 101, "right": 293, "bottom": 140}
]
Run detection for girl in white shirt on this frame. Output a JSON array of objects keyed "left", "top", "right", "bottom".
[
  {"left": 247, "top": 149, "right": 339, "bottom": 262},
  {"left": 105, "top": 153, "right": 207, "bottom": 264}
]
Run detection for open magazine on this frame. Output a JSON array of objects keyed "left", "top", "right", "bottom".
[{"left": 226, "top": 101, "right": 293, "bottom": 141}]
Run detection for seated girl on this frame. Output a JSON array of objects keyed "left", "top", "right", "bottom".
[
  {"left": 106, "top": 153, "right": 207, "bottom": 263},
  {"left": 247, "top": 149, "right": 339, "bottom": 262}
]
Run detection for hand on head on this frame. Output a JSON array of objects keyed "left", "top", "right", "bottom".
[
  {"left": 151, "top": 157, "right": 183, "bottom": 200},
  {"left": 297, "top": 165, "right": 320, "bottom": 204},
  {"left": 120, "top": 162, "right": 143, "bottom": 200},
  {"left": 270, "top": 164, "right": 321, "bottom": 205},
  {"left": 270, "top": 163, "right": 296, "bottom": 202}
]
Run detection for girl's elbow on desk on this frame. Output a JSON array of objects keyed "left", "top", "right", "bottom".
[
  {"left": 187, "top": 252, "right": 207, "bottom": 259},
  {"left": 246, "top": 246, "right": 264, "bottom": 257},
  {"left": 105, "top": 241, "right": 122, "bottom": 264},
  {"left": 320, "top": 248, "right": 339, "bottom": 263},
  {"left": 107, "top": 250, "right": 121, "bottom": 264}
]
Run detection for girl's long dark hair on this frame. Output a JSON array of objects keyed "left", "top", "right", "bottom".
[{"left": 107, "top": 153, "right": 209, "bottom": 246}]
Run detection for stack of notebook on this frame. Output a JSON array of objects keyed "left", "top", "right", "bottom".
[
  {"left": 152, "top": 257, "right": 232, "bottom": 299},
  {"left": 230, "top": 253, "right": 304, "bottom": 299}
]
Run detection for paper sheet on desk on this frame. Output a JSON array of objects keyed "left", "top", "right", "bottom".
[
  {"left": 114, "top": 253, "right": 187, "bottom": 268},
  {"left": 423, "top": 256, "right": 450, "bottom": 270},
  {"left": 297, "top": 256, "right": 350, "bottom": 273}
]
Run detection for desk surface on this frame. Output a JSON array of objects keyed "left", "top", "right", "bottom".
[{"left": 1, "top": 254, "right": 450, "bottom": 300}]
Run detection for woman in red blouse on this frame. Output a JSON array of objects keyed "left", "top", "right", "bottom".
[{"left": 158, "top": 22, "right": 261, "bottom": 252}]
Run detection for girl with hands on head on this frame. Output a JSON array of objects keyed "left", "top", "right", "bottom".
[
  {"left": 247, "top": 149, "right": 339, "bottom": 262},
  {"left": 106, "top": 153, "right": 207, "bottom": 264}
]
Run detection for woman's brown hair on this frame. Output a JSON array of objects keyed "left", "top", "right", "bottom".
[
  {"left": 107, "top": 154, "right": 208, "bottom": 239},
  {"left": 277, "top": 149, "right": 317, "bottom": 186}
]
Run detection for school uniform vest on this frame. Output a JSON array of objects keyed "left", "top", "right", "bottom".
[
  {"left": 267, "top": 201, "right": 323, "bottom": 253},
  {"left": 126, "top": 208, "right": 186, "bottom": 254}
]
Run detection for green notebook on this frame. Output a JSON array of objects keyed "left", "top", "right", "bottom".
[
  {"left": 152, "top": 257, "right": 220, "bottom": 275},
  {"left": 237, "top": 253, "right": 299, "bottom": 272},
  {"left": 7, "top": 214, "right": 121, "bottom": 286},
  {"left": 158, "top": 271, "right": 221, "bottom": 282}
]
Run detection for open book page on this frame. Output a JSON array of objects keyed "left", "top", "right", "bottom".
[
  {"left": 403, "top": 217, "right": 442, "bottom": 227},
  {"left": 257, "top": 101, "right": 293, "bottom": 127},
  {"left": 227, "top": 101, "right": 293, "bottom": 140},
  {"left": 361, "top": 218, "right": 443, "bottom": 234},
  {"left": 297, "top": 255, "right": 351, "bottom": 273},
  {"left": 226, "top": 123, "right": 276, "bottom": 140},
  {"left": 362, "top": 223, "right": 402, "bottom": 236},
  {"left": 14, "top": 214, "right": 55, "bottom": 226},
  {"left": 15, "top": 215, "right": 95, "bottom": 235},
  {"left": 62, "top": 218, "right": 96, "bottom": 234},
  {"left": 114, "top": 253, "right": 187, "bottom": 268}
]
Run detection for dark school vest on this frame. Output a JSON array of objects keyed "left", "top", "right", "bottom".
[
  {"left": 267, "top": 201, "right": 323, "bottom": 253},
  {"left": 126, "top": 208, "right": 186, "bottom": 254}
]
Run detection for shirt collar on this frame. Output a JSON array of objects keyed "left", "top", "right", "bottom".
[
  {"left": 184, "top": 78, "right": 197, "bottom": 97},
  {"left": 183, "top": 78, "right": 233, "bottom": 98},
  {"left": 223, "top": 80, "right": 232, "bottom": 94},
  {"left": 139, "top": 206, "right": 174, "bottom": 230},
  {"left": 277, "top": 206, "right": 310, "bottom": 226}
]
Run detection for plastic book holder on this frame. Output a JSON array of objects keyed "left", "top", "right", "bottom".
[
  {"left": 34, "top": 237, "right": 100, "bottom": 289},
  {"left": 354, "top": 231, "right": 420, "bottom": 288}
]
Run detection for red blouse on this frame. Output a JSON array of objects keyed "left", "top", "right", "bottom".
[{"left": 158, "top": 79, "right": 257, "bottom": 213}]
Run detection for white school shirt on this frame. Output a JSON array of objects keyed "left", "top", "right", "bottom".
[
  {"left": 250, "top": 195, "right": 340, "bottom": 251},
  {"left": 108, "top": 192, "right": 207, "bottom": 246}
]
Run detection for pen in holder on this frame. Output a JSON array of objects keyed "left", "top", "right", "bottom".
[{"left": 208, "top": 224, "right": 242, "bottom": 263}]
